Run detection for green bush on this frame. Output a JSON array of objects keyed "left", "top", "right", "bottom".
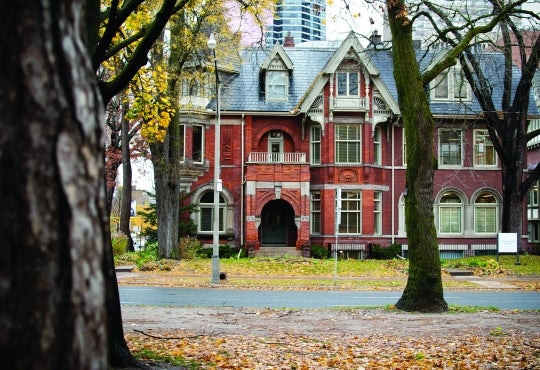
[
  {"left": 135, "top": 242, "right": 158, "bottom": 267},
  {"left": 310, "top": 245, "right": 330, "bottom": 259},
  {"left": 372, "top": 243, "right": 402, "bottom": 260},
  {"left": 112, "top": 233, "right": 128, "bottom": 256}
]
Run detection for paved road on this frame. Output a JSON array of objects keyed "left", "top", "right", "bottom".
[{"left": 119, "top": 286, "right": 540, "bottom": 310}]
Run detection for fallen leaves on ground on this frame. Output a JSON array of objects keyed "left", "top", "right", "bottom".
[{"left": 126, "top": 328, "right": 540, "bottom": 369}]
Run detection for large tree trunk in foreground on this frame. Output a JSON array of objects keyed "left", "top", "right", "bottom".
[
  {"left": 0, "top": 1, "right": 108, "bottom": 368},
  {"left": 387, "top": 0, "right": 447, "bottom": 312}
]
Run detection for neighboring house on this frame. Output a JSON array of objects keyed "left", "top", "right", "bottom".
[{"left": 178, "top": 32, "right": 537, "bottom": 257}]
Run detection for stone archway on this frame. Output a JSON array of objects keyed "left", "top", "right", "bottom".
[{"left": 259, "top": 199, "right": 297, "bottom": 247}]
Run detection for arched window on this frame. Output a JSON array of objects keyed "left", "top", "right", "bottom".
[
  {"left": 439, "top": 191, "right": 463, "bottom": 234},
  {"left": 474, "top": 192, "right": 498, "bottom": 234},
  {"left": 198, "top": 191, "right": 226, "bottom": 234}
]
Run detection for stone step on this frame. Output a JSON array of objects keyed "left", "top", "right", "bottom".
[
  {"left": 255, "top": 247, "right": 302, "bottom": 257},
  {"left": 445, "top": 268, "right": 474, "bottom": 277}
]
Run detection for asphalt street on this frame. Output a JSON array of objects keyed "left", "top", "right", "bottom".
[{"left": 119, "top": 286, "right": 540, "bottom": 310}]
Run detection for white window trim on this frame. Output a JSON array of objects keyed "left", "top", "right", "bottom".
[
  {"left": 473, "top": 129, "right": 497, "bottom": 167},
  {"left": 438, "top": 129, "right": 463, "bottom": 168},
  {"left": 266, "top": 70, "right": 288, "bottom": 102},
  {"left": 430, "top": 66, "right": 471, "bottom": 102}
]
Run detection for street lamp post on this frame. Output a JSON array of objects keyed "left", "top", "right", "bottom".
[{"left": 207, "top": 33, "right": 221, "bottom": 284}]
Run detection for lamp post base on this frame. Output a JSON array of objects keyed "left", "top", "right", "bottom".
[{"left": 211, "top": 254, "right": 220, "bottom": 284}]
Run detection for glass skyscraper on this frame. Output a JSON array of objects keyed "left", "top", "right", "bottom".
[{"left": 266, "top": 0, "right": 326, "bottom": 45}]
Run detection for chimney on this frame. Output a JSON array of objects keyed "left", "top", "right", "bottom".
[
  {"left": 284, "top": 32, "right": 295, "bottom": 47},
  {"left": 370, "top": 30, "right": 382, "bottom": 46}
]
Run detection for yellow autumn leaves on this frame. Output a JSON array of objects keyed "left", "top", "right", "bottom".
[{"left": 126, "top": 65, "right": 175, "bottom": 143}]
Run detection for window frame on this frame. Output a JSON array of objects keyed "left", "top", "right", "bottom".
[
  {"left": 474, "top": 192, "right": 498, "bottom": 234},
  {"left": 335, "top": 123, "right": 362, "bottom": 164},
  {"left": 197, "top": 192, "right": 226, "bottom": 234},
  {"left": 336, "top": 71, "right": 359, "bottom": 96},
  {"left": 266, "top": 70, "right": 288, "bottom": 102},
  {"left": 431, "top": 66, "right": 471, "bottom": 101},
  {"left": 438, "top": 129, "right": 463, "bottom": 167},
  {"left": 192, "top": 124, "right": 204, "bottom": 164},
  {"left": 473, "top": 129, "right": 497, "bottom": 167},
  {"left": 374, "top": 191, "right": 382, "bottom": 235},
  {"left": 311, "top": 125, "right": 321, "bottom": 164},
  {"left": 373, "top": 126, "right": 382, "bottom": 165},
  {"left": 310, "top": 191, "right": 321, "bottom": 234},
  {"left": 338, "top": 190, "right": 362, "bottom": 234},
  {"left": 438, "top": 191, "right": 463, "bottom": 234}
]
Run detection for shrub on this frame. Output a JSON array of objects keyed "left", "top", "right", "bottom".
[
  {"left": 372, "top": 243, "right": 402, "bottom": 260},
  {"left": 310, "top": 245, "right": 330, "bottom": 259},
  {"left": 178, "top": 236, "right": 204, "bottom": 260},
  {"left": 135, "top": 242, "right": 158, "bottom": 267},
  {"left": 112, "top": 233, "right": 128, "bottom": 256}
]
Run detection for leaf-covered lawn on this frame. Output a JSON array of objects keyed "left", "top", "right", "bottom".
[
  {"left": 121, "top": 306, "right": 540, "bottom": 369},
  {"left": 127, "top": 329, "right": 540, "bottom": 369}
]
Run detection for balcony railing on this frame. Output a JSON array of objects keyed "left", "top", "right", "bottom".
[
  {"left": 247, "top": 152, "right": 307, "bottom": 164},
  {"left": 332, "top": 96, "right": 368, "bottom": 111}
]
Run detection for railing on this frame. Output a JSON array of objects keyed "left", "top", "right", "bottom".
[
  {"left": 332, "top": 96, "right": 368, "bottom": 111},
  {"left": 401, "top": 244, "right": 498, "bottom": 259},
  {"left": 248, "top": 152, "right": 307, "bottom": 163}
]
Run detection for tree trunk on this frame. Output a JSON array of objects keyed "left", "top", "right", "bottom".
[
  {"left": 387, "top": 0, "right": 447, "bottom": 312},
  {"left": 0, "top": 1, "right": 108, "bottom": 368},
  {"left": 120, "top": 112, "right": 134, "bottom": 252},
  {"left": 150, "top": 123, "right": 181, "bottom": 259}
]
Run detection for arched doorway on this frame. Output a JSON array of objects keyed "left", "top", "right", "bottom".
[{"left": 259, "top": 199, "right": 297, "bottom": 247}]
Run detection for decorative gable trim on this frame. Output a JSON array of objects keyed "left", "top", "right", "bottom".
[
  {"left": 293, "top": 32, "right": 400, "bottom": 116},
  {"left": 261, "top": 43, "right": 294, "bottom": 71}
]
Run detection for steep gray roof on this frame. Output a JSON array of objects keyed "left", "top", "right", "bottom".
[
  {"left": 215, "top": 45, "right": 334, "bottom": 113},
  {"left": 210, "top": 36, "right": 539, "bottom": 118}
]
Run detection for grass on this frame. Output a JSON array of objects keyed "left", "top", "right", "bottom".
[
  {"left": 116, "top": 252, "right": 540, "bottom": 277},
  {"left": 441, "top": 254, "right": 540, "bottom": 276}
]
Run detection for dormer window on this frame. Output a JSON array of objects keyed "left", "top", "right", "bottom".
[
  {"left": 431, "top": 66, "right": 470, "bottom": 101},
  {"left": 337, "top": 71, "right": 359, "bottom": 96},
  {"left": 266, "top": 57, "right": 288, "bottom": 102},
  {"left": 261, "top": 43, "right": 293, "bottom": 103}
]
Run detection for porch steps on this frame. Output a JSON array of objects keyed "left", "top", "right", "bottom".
[{"left": 255, "top": 247, "right": 302, "bottom": 257}]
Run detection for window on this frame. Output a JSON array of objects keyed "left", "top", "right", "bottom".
[
  {"left": 179, "top": 124, "right": 185, "bottom": 162},
  {"left": 335, "top": 124, "right": 361, "bottom": 163},
  {"left": 374, "top": 191, "right": 382, "bottom": 235},
  {"left": 373, "top": 126, "right": 382, "bottom": 165},
  {"left": 438, "top": 192, "right": 463, "bottom": 234},
  {"left": 439, "top": 129, "right": 462, "bottom": 167},
  {"left": 530, "top": 183, "right": 539, "bottom": 207},
  {"left": 310, "top": 191, "right": 321, "bottom": 234},
  {"left": 474, "top": 192, "right": 498, "bottom": 234},
  {"left": 402, "top": 128, "right": 407, "bottom": 165},
  {"left": 432, "top": 66, "right": 470, "bottom": 101},
  {"left": 192, "top": 124, "right": 204, "bottom": 163},
  {"left": 337, "top": 71, "right": 359, "bottom": 96},
  {"left": 311, "top": 125, "right": 321, "bottom": 164},
  {"left": 266, "top": 70, "right": 288, "bottom": 101},
  {"left": 339, "top": 191, "right": 362, "bottom": 234},
  {"left": 267, "top": 130, "right": 283, "bottom": 162},
  {"left": 474, "top": 129, "right": 496, "bottom": 166},
  {"left": 198, "top": 192, "right": 225, "bottom": 233}
]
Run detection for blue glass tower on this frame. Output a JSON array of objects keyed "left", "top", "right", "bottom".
[{"left": 267, "top": 0, "right": 326, "bottom": 45}]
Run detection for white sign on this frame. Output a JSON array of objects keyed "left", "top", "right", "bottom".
[{"left": 498, "top": 233, "right": 518, "bottom": 253}]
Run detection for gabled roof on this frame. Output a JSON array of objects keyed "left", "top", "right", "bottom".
[
  {"left": 211, "top": 33, "right": 538, "bottom": 118},
  {"left": 260, "top": 43, "right": 294, "bottom": 71},
  {"left": 294, "top": 32, "right": 400, "bottom": 115}
]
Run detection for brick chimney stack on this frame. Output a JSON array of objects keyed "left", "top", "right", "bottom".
[{"left": 284, "top": 32, "right": 295, "bottom": 47}]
